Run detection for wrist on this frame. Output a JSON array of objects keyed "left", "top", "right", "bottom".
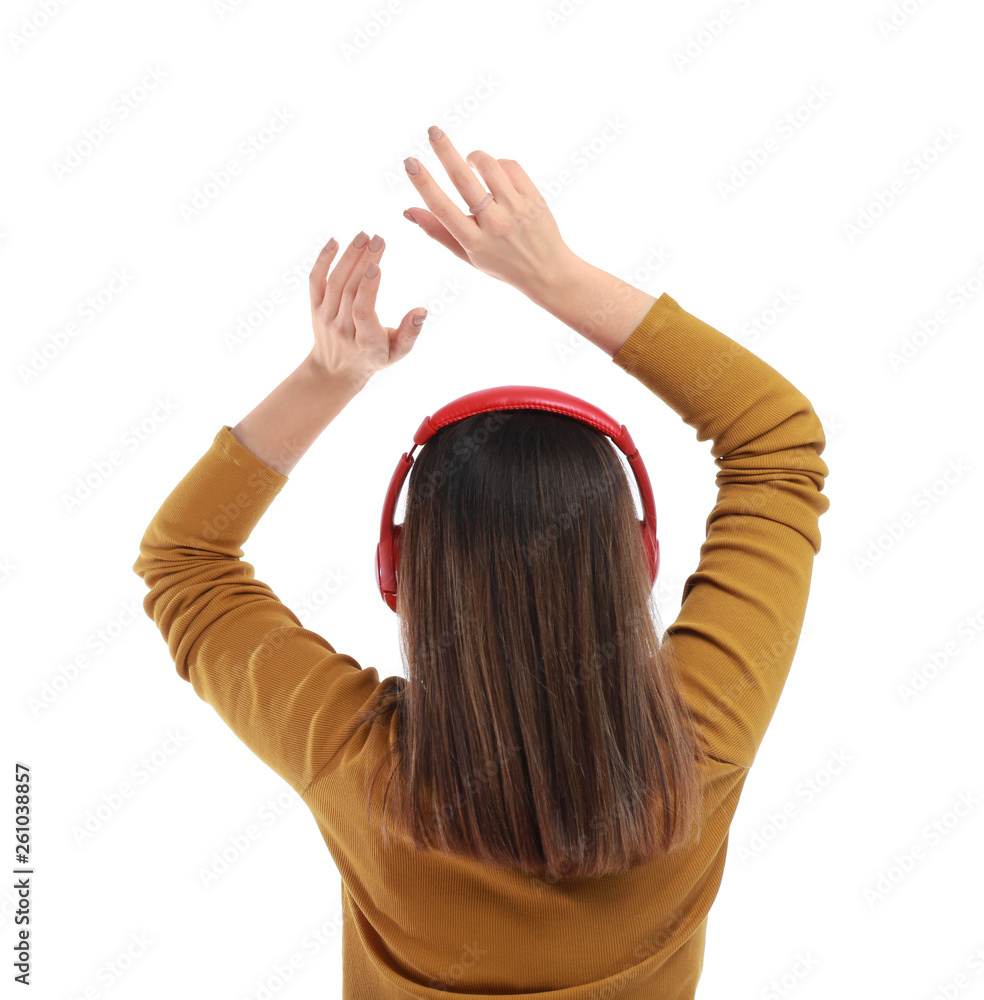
[
  {"left": 524, "top": 255, "right": 658, "bottom": 359},
  {"left": 521, "top": 248, "right": 587, "bottom": 308},
  {"left": 304, "top": 351, "right": 371, "bottom": 395}
]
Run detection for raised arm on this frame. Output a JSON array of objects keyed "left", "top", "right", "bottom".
[{"left": 606, "top": 292, "right": 829, "bottom": 768}]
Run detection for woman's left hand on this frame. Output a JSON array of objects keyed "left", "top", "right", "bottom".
[{"left": 308, "top": 231, "right": 427, "bottom": 387}]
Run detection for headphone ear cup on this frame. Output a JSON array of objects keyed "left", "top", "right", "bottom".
[
  {"left": 392, "top": 524, "right": 402, "bottom": 586},
  {"left": 640, "top": 521, "right": 659, "bottom": 585}
]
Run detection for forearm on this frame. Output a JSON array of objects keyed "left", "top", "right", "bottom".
[
  {"left": 229, "top": 353, "right": 365, "bottom": 477},
  {"left": 525, "top": 252, "right": 658, "bottom": 359}
]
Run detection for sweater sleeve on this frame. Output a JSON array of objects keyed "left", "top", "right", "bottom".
[
  {"left": 131, "top": 425, "right": 383, "bottom": 796},
  {"left": 612, "top": 293, "right": 830, "bottom": 769}
]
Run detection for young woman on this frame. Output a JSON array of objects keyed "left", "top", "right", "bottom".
[{"left": 133, "top": 126, "right": 830, "bottom": 999}]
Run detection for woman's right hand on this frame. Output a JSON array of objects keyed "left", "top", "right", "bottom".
[{"left": 402, "top": 127, "right": 577, "bottom": 301}]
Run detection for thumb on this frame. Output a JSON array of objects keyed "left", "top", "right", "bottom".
[
  {"left": 394, "top": 307, "right": 428, "bottom": 357},
  {"left": 403, "top": 208, "right": 471, "bottom": 264}
]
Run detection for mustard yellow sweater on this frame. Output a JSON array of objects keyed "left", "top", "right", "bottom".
[{"left": 132, "top": 292, "right": 829, "bottom": 999}]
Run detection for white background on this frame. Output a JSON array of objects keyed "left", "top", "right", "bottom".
[{"left": 3, "top": 0, "right": 983, "bottom": 996}]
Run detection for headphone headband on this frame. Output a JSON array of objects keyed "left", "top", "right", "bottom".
[{"left": 374, "top": 386, "right": 659, "bottom": 612}]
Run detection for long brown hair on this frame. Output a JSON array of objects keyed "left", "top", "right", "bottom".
[{"left": 346, "top": 408, "right": 708, "bottom": 880}]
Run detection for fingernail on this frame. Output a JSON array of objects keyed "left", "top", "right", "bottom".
[
  {"left": 412, "top": 311, "right": 427, "bottom": 326},
  {"left": 403, "top": 157, "right": 419, "bottom": 175},
  {"left": 403, "top": 210, "right": 417, "bottom": 224},
  {"left": 428, "top": 126, "right": 444, "bottom": 141},
  {"left": 353, "top": 231, "right": 369, "bottom": 248},
  {"left": 368, "top": 234, "right": 383, "bottom": 252},
  {"left": 365, "top": 262, "right": 379, "bottom": 279}
]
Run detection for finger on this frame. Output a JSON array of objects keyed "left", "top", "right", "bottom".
[
  {"left": 350, "top": 258, "right": 382, "bottom": 332},
  {"left": 326, "top": 232, "right": 383, "bottom": 320},
  {"left": 404, "top": 155, "right": 477, "bottom": 246},
  {"left": 391, "top": 307, "right": 428, "bottom": 363},
  {"left": 427, "top": 126, "right": 503, "bottom": 209},
  {"left": 496, "top": 158, "right": 542, "bottom": 200},
  {"left": 323, "top": 231, "right": 370, "bottom": 316},
  {"left": 340, "top": 234, "right": 385, "bottom": 315},
  {"left": 403, "top": 207, "right": 471, "bottom": 264},
  {"left": 308, "top": 238, "right": 339, "bottom": 310},
  {"left": 462, "top": 149, "right": 518, "bottom": 207}
]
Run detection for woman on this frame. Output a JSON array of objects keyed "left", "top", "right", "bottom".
[{"left": 133, "top": 126, "right": 830, "bottom": 998}]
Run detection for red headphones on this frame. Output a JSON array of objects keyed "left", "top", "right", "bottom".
[{"left": 375, "top": 386, "right": 660, "bottom": 612}]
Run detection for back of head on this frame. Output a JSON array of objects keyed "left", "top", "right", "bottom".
[{"left": 351, "top": 408, "right": 708, "bottom": 880}]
